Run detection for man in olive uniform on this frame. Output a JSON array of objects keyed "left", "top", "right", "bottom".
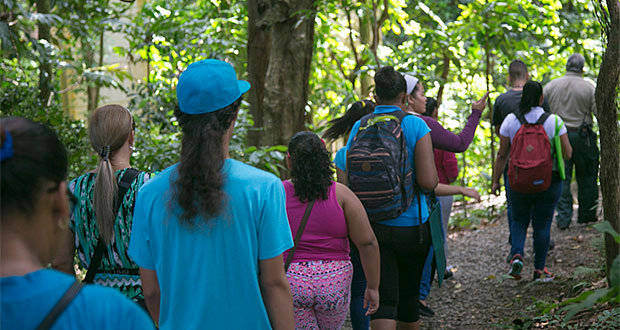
[{"left": 544, "top": 54, "right": 598, "bottom": 229}]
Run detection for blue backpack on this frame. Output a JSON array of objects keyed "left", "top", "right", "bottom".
[{"left": 346, "top": 111, "right": 413, "bottom": 222}]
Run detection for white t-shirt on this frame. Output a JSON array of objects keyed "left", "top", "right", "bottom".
[{"left": 499, "top": 107, "right": 567, "bottom": 143}]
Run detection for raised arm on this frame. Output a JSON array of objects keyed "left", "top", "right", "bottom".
[
  {"left": 259, "top": 255, "right": 295, "bottom": 330},
  {"left": 428, "top": 92, "right": 488, "bottom": 152},
  {"left": 336, "top": 182, "right": 380, "bottom": 315}
]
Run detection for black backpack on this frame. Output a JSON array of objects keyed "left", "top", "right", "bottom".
[{"left": 346, "top": 110, "right": 413, "bottom": 222}]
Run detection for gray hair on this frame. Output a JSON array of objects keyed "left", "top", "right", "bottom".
[{"left": 566, "top": 53, "right": 585, "bottom": 73}]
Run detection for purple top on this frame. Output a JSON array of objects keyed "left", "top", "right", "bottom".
[
  {"left": 282, "top": 180, "right": 350, "bottom": 262},
  {"left": 415, "top": 109, "right": 482, "bottom": 153}
]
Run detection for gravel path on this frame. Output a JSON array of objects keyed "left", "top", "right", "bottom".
[
  {"left": 421, "top": 214, "right": 601, "bottom": 329},
  {"left": 341, "top": 204, "right": 603, "bottom": 329}
]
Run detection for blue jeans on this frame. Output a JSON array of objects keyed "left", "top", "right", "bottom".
[
  {"left": 507, "top": 180, "right": 562, "bottom": 270},
  {"left": 349, "top": 242, "right": 369, "bottom": 330},
  {"left": 419, "top": 197, "right": 444, "bottom": 301},
  {"left": 419, "top": 245, "right": 434, "bottom": 301},
  {"left": 504, "top": 169, "right": 513, "bottom": 245}
]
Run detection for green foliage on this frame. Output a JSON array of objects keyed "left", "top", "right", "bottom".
[
  {"left": 560, "top": 281, "right": 619, "bottom": 321},
  {"left": 229, "top": 105, "right": 287, "bottom": 176},
  {"left": 556, "top": 222, "right": 620, "bottom": 322},
  {"left": 0, "top": 57, "right": 96, "bottom": 178},
  {"left": 0, "top": 0, "right": 611, "bottom": 193},
  {"left": 510, "top": 221, "right": 620, "bottom": 327}
]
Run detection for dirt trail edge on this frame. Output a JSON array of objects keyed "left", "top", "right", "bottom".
[{"left": 421, "top": 216, "right": 602, "bottom": 329}]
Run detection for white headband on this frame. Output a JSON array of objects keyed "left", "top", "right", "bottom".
[{"left": 404, "top": 75, "right": 419, "bottom": 95}]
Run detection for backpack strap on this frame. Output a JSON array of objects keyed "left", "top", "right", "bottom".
[
  {"left": 83, "top": 168, "right": 140, "bottom": 284},
  {"left": 359, "top": 110, "right": 409, "bottom": 127},
  {"left": 36, "top": 281, "right": 83, "bottom": 330},
  {"left": 390, "top": 110, "right": 409, "bottom": 122},
  {"left": 284, "top": 200, "right": 316, "bottom": 271},
  {"left": 535, "top": 112, "right": 551, "bottom": 125}
]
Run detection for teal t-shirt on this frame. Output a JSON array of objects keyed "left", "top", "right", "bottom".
[
  {"left": 129, "top": 159, "right": 294, "bottom": 330},
  {"left": 334, "top": 147, "right": 347, "bottom": 171},
  {"left": 0, "top": 269, "right": 154, "bottom": 330},
  {"left": 346, "top": 105, "right": 431, "bottom": 227}
]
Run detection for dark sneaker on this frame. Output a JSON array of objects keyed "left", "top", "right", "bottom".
[
  {"left": 533, "top": 268, "right": 555, "bottom": 282},
  {"left": 508, "top": 255, "right": 523, "bottom": 280},
  {"left": 443, "top": 269, "right": 454, "bottom": 280},
  {"left": 418, "top": 300, "right": 435, "bottom": 317}
]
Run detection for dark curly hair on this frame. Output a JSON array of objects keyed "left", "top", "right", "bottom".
[
  {"left": 1, "top": 117, "right": 68, "bottom": 219},
  {"left": 518, "top": 81, "right": 543, "bottom": 118},
  {"left": 288, "top": 131, "right": 334, "bottom": 202},
  {"left": 424, "top": 97, "right": 438, "bottom": 117},
  {"left": 374, "top": 66, "right": 407, "bottom": 104},
  {"left": 322, "top": 100, "right": 375, "bottom": 141},
  {"left": 172, "top": 98, "right": 241, "bottom": 225}
]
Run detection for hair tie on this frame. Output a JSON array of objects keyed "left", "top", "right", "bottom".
[
  {"left": 100, "top": 145, "right": 111, "bottom": 161},
  {"left": 361, "top": 101, "right": 366, "bottom": 108},
  {"left": 0, "top": 130, "right": 14, "bottom": 162}
]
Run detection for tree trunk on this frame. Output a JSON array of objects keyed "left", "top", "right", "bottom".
[
  {"left": 247, "top": 0, "right": 272, "bottom": 146},
  {"left": 247, "top": 0, "right": 317, "bottom": 147},
  {"left": 358, "top": 12, "right": 374, "bottom": 97},
  {"left": 436, "top": 52, "right": 451, "bottom": 105},
  {"left": 595, "top": 0, "right": 620, "bottom": 287},
  {"left": 93, "top": 28, "right": 105, "bottom": 110},
  {"left": 86, "top": 45, "right": 97, "bottom": 111},
  {"left": 36, "top": 0, "right": 52, "bottom": 104}
]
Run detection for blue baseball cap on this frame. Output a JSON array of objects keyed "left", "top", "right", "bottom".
[{"left": 177, "top": 59, "right": 251, "bottom": 114}]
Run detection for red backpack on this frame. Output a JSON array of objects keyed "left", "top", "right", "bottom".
[{"left": 508, "top": 112, "right": 553, "bottom": 193}]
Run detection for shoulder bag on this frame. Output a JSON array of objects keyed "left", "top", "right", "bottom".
[{"left": 284, "top": 200, "right": 316, "bottom": 272}]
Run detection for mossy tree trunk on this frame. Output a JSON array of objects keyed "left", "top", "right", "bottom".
[
  {"left": 247, "top": 0, "right": 317, "bottom": 147},
  {"left": 36, "top": 0, "right": 52, "bottom": 105},
  {"left": 594, "top": 0, "right": 620, "bottom": 286}
]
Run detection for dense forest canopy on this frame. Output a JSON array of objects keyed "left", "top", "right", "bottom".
[
  {"left": 3, "top": 1, "right": 619, "bottom": 325},
  {"left": 0, "top": 0, "right": 611, "bottom": 185}
]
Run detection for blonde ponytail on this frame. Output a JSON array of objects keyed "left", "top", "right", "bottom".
[
  {"left": 93, "top": 146, "right": 118, "bottom": 242},
  {"left": 89, "top": 105, "right": 133, "bottom": 243}
]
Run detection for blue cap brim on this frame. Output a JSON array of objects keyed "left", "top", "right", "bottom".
[{"left": 238, "top": 80, "right": 251, "bottom": 96}]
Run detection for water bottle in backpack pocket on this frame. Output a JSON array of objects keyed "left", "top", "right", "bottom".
[{"left": 507, "top": 113, "right": 553, "bottom": 193}]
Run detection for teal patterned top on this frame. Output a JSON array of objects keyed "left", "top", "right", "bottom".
[{"left": 69, "top": 168, "right": 152, "bottom": 302}]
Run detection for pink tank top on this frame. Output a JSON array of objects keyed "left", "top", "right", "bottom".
[{"left": 282, "top": 180, "right": 350, "bottom": 262}]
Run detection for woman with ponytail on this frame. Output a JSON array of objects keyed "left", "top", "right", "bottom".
[
  {"left": 127, "top": 59, "right": 295, "bottom": 329},
  {"left": 492, "top": 80, "right": 572, "bottom": 282},
  {"left": 284, "top": 131, "right": 380, "bottom": 330},
  {"left": 53, "top": 105, "right": 152, "bottom": 307},
  {"left": 1, "top": 117, "right": 153, "bottom": 329},
  {"left": 345, "top": 66, "right": 438, "bottom": 330},
  {"left": 323, "top": 100, "right": 375, "bottom": 184},
  {"left": 322, "top": 100, "right": 376, "bottom": 330}
]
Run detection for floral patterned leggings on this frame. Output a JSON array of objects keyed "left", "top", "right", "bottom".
[{"left": 286, "top": 260, "right": 353, "bottom": 330}]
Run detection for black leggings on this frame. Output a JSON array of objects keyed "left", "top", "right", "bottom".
[{"left": 370, "top": 222, "right": 431, "bottom": 323}]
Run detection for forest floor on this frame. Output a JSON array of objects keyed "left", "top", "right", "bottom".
[{"left": 343, "top": 194, "right": 615, "bottom": 329}]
